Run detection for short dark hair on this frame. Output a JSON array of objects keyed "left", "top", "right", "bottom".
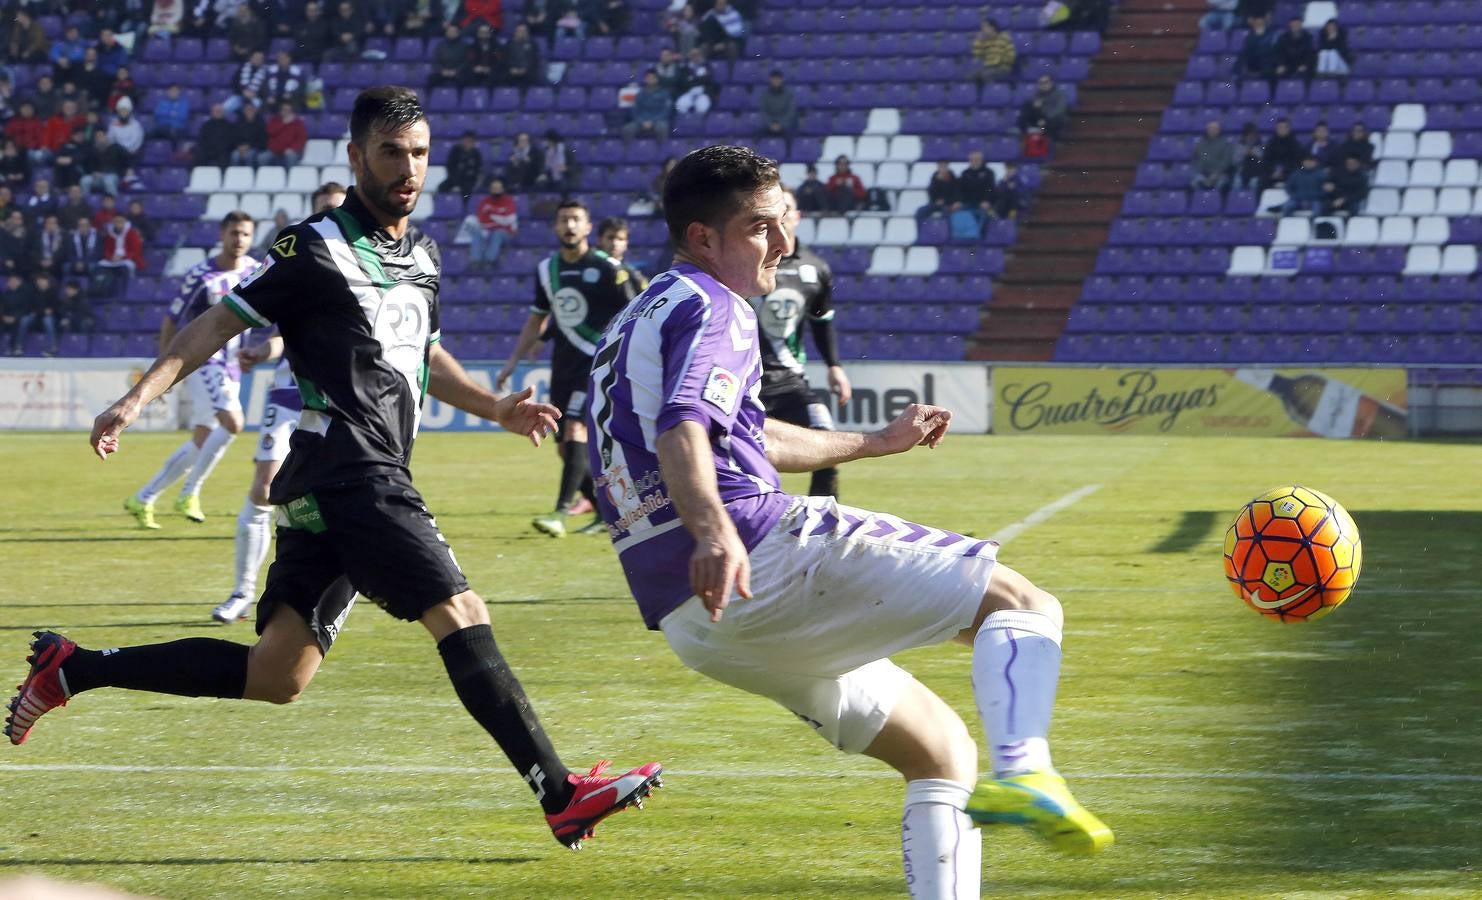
[
  {"left": 598, "top": 216, "right": 630, "bottom": 236},
  {"left": 350, "top": 85, "right": 426, "bottom": 147},
  {"left": 663, "top": 145, "right": 779, "bottom": 245},
  {"left": 555, "top": 199, "right": 588, "bottom": 216},
  {"left": 316, "top": 181, "right": 346, "bottom": 196},
  {"left": 220, "top": 210, "right": 254, "bottom": 228}
]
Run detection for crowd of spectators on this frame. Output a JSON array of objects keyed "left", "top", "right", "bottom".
[
  {"left": 1183, "top": 113, "right": 1376, "bottom": 217},
  {"left": 1221, "top": 10, "right": 1355, "bottom": 83}
]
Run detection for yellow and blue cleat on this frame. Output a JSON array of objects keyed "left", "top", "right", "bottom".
[
  {"left": 123, "top": 495, "right": 160, "bottom": 530},
  {"left": 967, "top": 771, "right": 1113, "bottom": 854},
  {"left": 175, "top": 494, "right": 206, "bottom": 523}
]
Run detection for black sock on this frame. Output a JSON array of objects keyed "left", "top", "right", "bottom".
[
  {"left": 579, "top": 473, "right": 595, "bottom": 504},
  {"left": 810, "top": 467, "right": 839, "bottom": 499},
  {"left": 60, "top": 639, "right": 249, "bottom": 698},
  {"left": 437, "top": 624, "right": 572, "bottom": 813},
  {"left": 555, "top": 440, "right": 590, "bottom": 511}
]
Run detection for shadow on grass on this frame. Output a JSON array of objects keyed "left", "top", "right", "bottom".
[{"left": 0, "top": 855, "right": 539, "bottom": 866}]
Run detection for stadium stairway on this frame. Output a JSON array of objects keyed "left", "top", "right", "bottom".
[{"left": 971, "top": 0, "right": 1204, "bottom": 361}]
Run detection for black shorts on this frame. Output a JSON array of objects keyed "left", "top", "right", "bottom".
[
  {"left": 763, "top": 383, "right": 836, "bottom": 431},
  {"left": 550, "top": 360, "right": 591, "bottom": 440},
  {"left": 256, "top": 475, "right": 470, "bottom": 653}
]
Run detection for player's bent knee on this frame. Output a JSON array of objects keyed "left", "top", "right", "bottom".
[
  {"left": 219, "top": 410, "right": 245, "bottom": 434},
  {"left": 970, "top": 564, "right": 1064, "bottom": 635}
]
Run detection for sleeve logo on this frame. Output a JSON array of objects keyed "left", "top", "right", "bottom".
[
  {"left": 703, "top": 366, "right": 741, "bottom": 414},
  {"left": 271, "top": 234, "right": 297, "bottom": 258},
  {"left": 234, "top": 255, "right": 275, "bottom": 291}
]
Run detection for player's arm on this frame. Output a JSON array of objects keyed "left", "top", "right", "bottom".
[
  {"left": 239, "top": 333, "right": 283, "bottom": 368},
  {"left": 807, "top": 266, "right": 850, "bottom": 404},
  {"left": 156, "top": 315, "right": 177, "bottom": 357},
  {"left": 91, "top": 302, "right": 248, "bottom": 459},
  {"left": 656, "top": 420, "right": 752, "bottom": 622},
  {"left": 496, "top": 311, "right": 548, "bottom": 391},
  {"left": 762, "top": 402, "right": 952, "bottom": 472},
  {"left": 427, "top": 341, "right": 559, "bottom": 446}
]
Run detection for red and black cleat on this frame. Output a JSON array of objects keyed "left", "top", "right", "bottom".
[
  {"left": 5, "top": 631, "right": 76, "bottom": 746},
  {"left": 546, "top": 759, "right": 663, "bottom": 850}
]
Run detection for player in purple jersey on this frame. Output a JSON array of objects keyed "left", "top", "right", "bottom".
[
  {"left": 123, "top": 212, "right": 257, "bottom": 529},
  {"left": 587, "top": 146, "right": 1111, "bottom": 898}
]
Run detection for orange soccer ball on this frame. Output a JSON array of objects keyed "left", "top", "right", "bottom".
[{"left": 1223, "top": 485, "right": 1363, "bottom": 622}]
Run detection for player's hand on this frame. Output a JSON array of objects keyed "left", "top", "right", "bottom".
[
  {"left": 689, "top": 527, "right": 752, "bottom": 623},
  {"left": 493, "top": 385, "right": 560, "bottom": 446},
  {"left": 494, "top": 367, "right": 513, "bottom": 393},
  {"left": 872, "top": 402, "right": 952, "bottom": 455},
  {"left": 827, "top": 365, "right": 852, "bottom": 405},
  {"left": 238, "top": 342, "right": 269, "bottom": 367},
  {"left": 90, "top": 396, "right": 142, "bottom": 460}
]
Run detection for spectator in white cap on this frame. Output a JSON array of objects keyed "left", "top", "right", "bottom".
[{"left": 106, "top": 97, "right": 145, "bottom": 165}]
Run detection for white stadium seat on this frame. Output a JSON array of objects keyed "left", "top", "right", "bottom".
[
  {"left": 424, "top": 165, "right": 448, "bottom": 192},
  {"left": 1402, "top": 245, "right": 1440, "bottom": 276},
  {"left": 887, "top": 135, "right": 922, "bottom": 162},
  {"left": 1379, "top": 132, "right": 1416, "bottom": 160},
  {"left": 896, "top": 188, "right": 928, "bottom": 213},
  {"left": 1442, "top": 158, "right": 1479, "bottom": 187},
  {"left": 1364, "top": 187, "right": 1400, "bottom": 216},
  {"left": 302, "top": 139, "right": 335, "bottom": 167},
  {"left": 1256, "top": 188, "right": 1288, "bottom": 217},
  {"left": 1376, "top": 215, "right": 1414, "bottom": 246},
  {"left": 1400, "top": 187, "right": 1436, "bottom": 216},
  {"left": 333, "top": 138, "right": 350, "bottom": 161},
  {"left": 1303, "top": 1, "right": 1338, "bottom": 30},
  {"left": 819, "top": 135, "right": 855, "bottom": 163},
  {"left": 203, "top": 192, "right": 239, "bottom": 220},
  {"left": 187, "top": 167, "right": 221, "bottom": 194},
  {"left": 270, "top": 193, "right": 306, "bottom": 220},
  {"left": 321, "top": 165, "right": 352, "bottom": 188},
  {"left": 874, "top": 162, "right": 909, "bottom": 190},
  {"left": 1274, "top": 217, "right": 1310, "bottom": 245},
  {"left": 409, "top": 195, "right": 432, "bottom": 220},
  {"left": 846, "top": 217, "right": 883, "bottom": 246},
  {"left": 848, "top": 162, "right": 876, "bottom": 186},
  {"left": 1389, "top": 103, "right": 1426, "bottom": 132},
  {"left": 254, "top": 166, "right": 287, "bottom": 193},
  {"left": 221, "top": 165, "right": 255, "bottom": 192},
  {"left": 907, "top": 161, "right": 937, "bottom": 189},
  {"left": 1474, "top": 188, "right": 1482, "bottom": 216},
  {"left": 778, "top": 162, "right": 808, "bottom": 189},
  {"left": 1414, "top": 216, "right": 1450, "bottom": 245},
  {"left": 1265, "top": 246, "right": 1299, "bottom": 276},
  {"left": 286, "top": 165, "right": 320, "bottom": 192},
  {"left": 1407, "top": 159, "right": 1443, "bottom": 188},
  {"left": 902, "top": 246, "right": 938, "bottom": 276},
  {"left": 853, "top": 136, "right": 889, "bottom": 164},
  {"left": 1341, "top": 216, "right": 1378, "bottom": 245},
  {"left": 238, "top": 192, "right": 271, "bottom": 219},
  {"left": 1367, "top": 132, "right": 1383, "bottom": 158},
  {"left": 815, "top": 216, "right": 849, "bottom": 246},
  {"left": 1416, "top": 131, "right": 1452, "bottom": 160},
  {"left": 867, "top": 246, "right": 904, "bottom": 275},
  {"left": 1437, "top": 187, "right": 1472, "bottom": 216},
  {"left": 1227, "top": 246, "right": 1265, "bottom": 276},
  {"left": 863, "top": 108, "right": 901, "bottom": 136},
  {"left": 792, "top": 217, "right": 817, "bottom": 245},
  {"left": 1440, "top": 244, "right": 1477, "bottom": 275},
  {"left": 882, "top": 217, "right": 917, "bottom": 246},
  {"left": 165, "top": 247, "right": 206, "bottom": 277},
  {"left": 1372, "top": 159, "right": 1408, "bottom": 189},
  {"left": 254, "top": 218, "right": 277, "bottom": 241}
]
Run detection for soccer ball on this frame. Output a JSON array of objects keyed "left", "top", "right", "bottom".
[{"left": 1222, "top": 485, "right": 1362, "bottom": 622}]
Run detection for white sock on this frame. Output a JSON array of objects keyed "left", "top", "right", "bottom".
[
  {"left": 902, "top": 779, "right": 981, "bottom": 900},
  {"left": 233, "top": 500, "right": 274, "bottom": 597},
  {"left": 181, "top": 426, "right": 235, "bottom": 498},
  {"left": 136, "top": 439, "right": 199, "bottom": 503},
  {"left": 972, "top": 609, "right": 1063, "bottom": 777}
]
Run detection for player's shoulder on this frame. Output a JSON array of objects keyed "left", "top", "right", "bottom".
[{"left": 409, "top": 226, "right": 442, "bottom": 270}]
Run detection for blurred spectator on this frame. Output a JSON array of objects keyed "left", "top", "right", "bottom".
[
  {"left": 555, "top": 1, "right": 587, "bottom": 39},
  {"left": 194, "top": 103, "right": 235, "bottom": 168},
  {"left": 230, "top": 103, "right": 268, "bottom": 167},
  {"left": 1191, "top": 120, "right": 1234, "bottom": 191},
  {"left": 187, "top": 0, "right": 245, "bottom": 33},
  {"left": 61, "top": 215, "right": 101, "bottom": 281},
  {"left": 7, "top": 11, "right": 50, "bottom": 64},
  {"left": 599, "top": 0, "right": 632, "bottom": 34},
  {"left": 96, "top": 29, "right": 130, "bottom": 76},
  {"left": 1262, "top": 117, "right": 1302, "bottom": 185},
  {"left": 36, "top": 214, "right": 64, "bottom": 277},
  {"left": 265, "top": 50, "right": 306, "bottom": 108},
  {"left": 225, "top": 50, "right": 270, "bottom": 116},
  {"left": 1278, "top": 154, "right": 1325, "bottom": 214},
  {"left": 0, "top": 78, "right": 16, "bottom": 123},
  {"left": 6, "top": 102, "right": 44, "bottom": 164},
  {"left": 50, "top": 25, "right": 88, "bottom": 67},
  {"left": 469, "top": 178, "right": 517, "bottom": 268},
  {"left": 329, "top": 2, "right": 365, "bottom": 42},
  {"left": 1017, "top": 75, "right": 1067, "bottom": 140},
  {"left": 1200, "top": 0, "right": 1238, "bottom": 31},
  {"left": 795, "top": 164, "right": 827, "bottom": 213},
  {"left": 25, "top": 178, "right": 58, "bottom": 225},
  {"left": 0, "top": 211, "right": 32, "bottom": 276},
  {"left": 1273, "top": 17, "right": 1315, "bottom": 80},
  {"left": 1233, "top": 123, "right": 1264, "bottom": 191},
  {"left": 654, "top": 47, "right": 685, "bottom": 97},
  {"left": 701, "top": 0, "right": 747, "bottom": 60},
  {"left": 52, "top": 130, "right": 86, "bottom": 190},
  {"left": 676, "top": 48, "right": 717, "bottom": 115},
  {"left": 151, "top": 84, "right": 192, "bottom": 140},
  {"left": 523, "top": 0, "right": 554, "bottom": 39},
  {"left": 125, "top": 199, "right": 156, "bottom": 244},
  {"left": 298, "top": 1, "right": 334, "bottom": 62},
  {"left": 0, "top": 274, "right": 25, "bottom": 350},
  {"left": 57, "top": 280, "right": 94, "bottom": 335},
  {"left": 91, "top": 195, "right": 121, "bottom": 232},
  {"left": 504, "top": 23, "right": 541, "bottom": 87},
  {"left": 971, "top": 19, "right": 1016, "bottom": 85},
  {"left": 466, "top": 25, "right": 504, "bottom": 87},
  {"left": 150, "top": 0, "right": 187, "bottom": 36},
  {"left": 1308, "top": 121, "right": 1341, "bottom": 168},
  {"left": 107, "top": 66, "right": 139, "bottom": 113},
  {"left": 1315, "top": 19, "right": 1352, "bottom": 78},
  {"left": 81, "top": 131, "right": 129, "bottom": 195},
  {"left": 98, "top": 212, "right": 145, "bottom": 285},
  {"left": 995, "top": 162, "right": 1025, "bottom": 219},
  {"left": 624, "top": 70, "right": 673, "bottom": 138},
  {"left": 647, "top": 155, "right": 678, "bottom": 214},
  {"left": 1236, "top": 0, "right": 1276, "bottom": 18},
  {"left": 0, "top": 185, "right": 12, "bottom": 220},
  {"left": 254, "top": 208, "right": 293, "bottom": 253},
  {"left": 431, "top": 25, "right": 469, "bottom": 89},
  {"left": 101, "top": 0, "right": 153, "bottom": 39},
  {"left": 1237, "top": 15, "right": 1276, "bottom": 81},
  {"left": 957, "top": 151, "right": 997, "bottom": 225},
  {"left": 1323, "top": 155, "right": 1368, "bottom": 216},
  {"left": 759, "top": 69, "right": 797, "bottom": 137},
  {"left": 74, "top": 48, "right": 114, "bottom": 108},
  {"left": 42, "top": 100, "right": 85, "bottom": 161},
  {"left": 460, "top": 0, "right": 506, "bottom": 30},
  {"left": 312, "top": 181, "right": 347, "bottom": 213},
  {"left": 32, "top": 75, "right": 60, "bottom": 118},
  {"left": 665, "top": 4, "right": 700, "bottom": 55},
  {"left": 1338, "top": 122, "right": 1375, "bottom": 171},
  {"left": 442, "top": 131, "right": 485, "bottom": 200},
  {"left": 0, "top": 139, "right": 30, "bottom": 188},
  {"left": 15, "top": 271, "right": 59, "bottom": 355},
  {"left": 916, "top": 160, "right": 959, "bottom": 222},
  {"left": 264, "top": 102, "right": 307, "bottom": 167},
  {"left": 57, "top": 185, "right": 91, "bottom": 230},
  {"left": 106, "top": 98, "right": 145, "bottom": 164},
  {"left": 323, "top": 29, "right": 362, "bottom": 62},
  {"left": 825, "top": 155, "right": 865, "bottom": 213},
  {"left": 504, "top": 131, "right": 542, "bottom": 189},
  {"left": 536, "top": 130, "right": 570, "bottom": 192}
]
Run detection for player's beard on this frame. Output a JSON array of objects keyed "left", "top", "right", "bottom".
[{"left": 359, "top": 167, "right": 421, "bottom": 221}]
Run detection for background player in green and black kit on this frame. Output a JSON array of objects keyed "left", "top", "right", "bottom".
[
  {"left": 498, "top": 201, "right": 640, "bottom": 537},
  {"left": 9, "top": 87, "right": 661, "bottom": 851},
  {"left": 750, "top": 186, "right": 853, "bottom": 498}
]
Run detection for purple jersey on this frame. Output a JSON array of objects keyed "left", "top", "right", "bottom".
[
  {"left": 169, "top": 256, "right": 258, "bottom": 380},
  {"left": 587, "top": 263, "right": 792, "bottom": 629}
]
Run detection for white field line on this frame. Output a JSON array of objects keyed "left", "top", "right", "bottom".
[
  {"left": 989, "top": 484, "right": 1102, "bottom": 546},
  {"left": 1, "top": 763, "right": 1480, "bottom": 782}
]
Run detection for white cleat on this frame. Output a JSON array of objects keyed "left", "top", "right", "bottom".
[{"left": 211, "top": 593, "right": 254, "bottom": 624}]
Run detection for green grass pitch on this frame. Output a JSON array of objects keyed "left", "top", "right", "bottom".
[{"left": 1, "top": 431, "right": 1479, "bottom": 899}]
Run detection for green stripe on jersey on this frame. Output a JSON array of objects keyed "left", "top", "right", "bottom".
[
  {"left": 297, "top": 374, "right": 330, "bottom": 411},
  {"left": 223, "top": 293, "right": 267, "bottom": 327},
  {"left": 331, "top": 207, "right": 390, "bottom": 286}
]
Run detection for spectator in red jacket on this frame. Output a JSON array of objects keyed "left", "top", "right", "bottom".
[
  {"left": 469, "top": 178, "right": 517, "bottom": 269},
  {"left": 5, "top": 102, "right": 46, "bottom": 163},
  {"left": 825, "top": 154, "right": 866, "bottom": 213},
  {"left": 98, "top": 212, "right": 145, "bottom": 289},
  {"left": 264, "top": 102, "right": 308, "bottom": 167},
  {"left": 460, "top": 0, "right": 504, "bottom": 30},
  {"left": 41, "top": 99, "right": 86, "bottom": 158}
]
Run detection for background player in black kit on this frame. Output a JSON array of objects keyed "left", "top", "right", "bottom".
[
  {"left": 750, "top": 186, "right": 853, "bottom": 498},
  {"left": 498, "top": 200, "right": 640, "bottom": 537}
]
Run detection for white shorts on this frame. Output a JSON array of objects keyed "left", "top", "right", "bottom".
[
  {"left": 660, "top": 496, "right": 998, "bottom": 753},
  {"left": 253, "top": 402, "right": 299, "bottom": 463},
  {"left": 186, "top": 367, "right": 242, "bottom": 428}
]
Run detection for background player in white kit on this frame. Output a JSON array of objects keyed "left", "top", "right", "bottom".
[{"left": 124, "top": 211, "right": 257, "bottom": 529}]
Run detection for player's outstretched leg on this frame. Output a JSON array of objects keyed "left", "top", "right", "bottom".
[
  {"left": 961, "top": 565, "right": 1112, "bottom": 854},
  {"left": 127, "top": 437, "right": 201, "bottom": 528},
  {"left": 424, "top": 591, "right": 662, "bottom": 849}
]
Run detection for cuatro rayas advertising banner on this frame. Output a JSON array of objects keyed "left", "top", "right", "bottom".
[{"left": 992, "top": 367, "right": 1409, "bottom": 438}]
